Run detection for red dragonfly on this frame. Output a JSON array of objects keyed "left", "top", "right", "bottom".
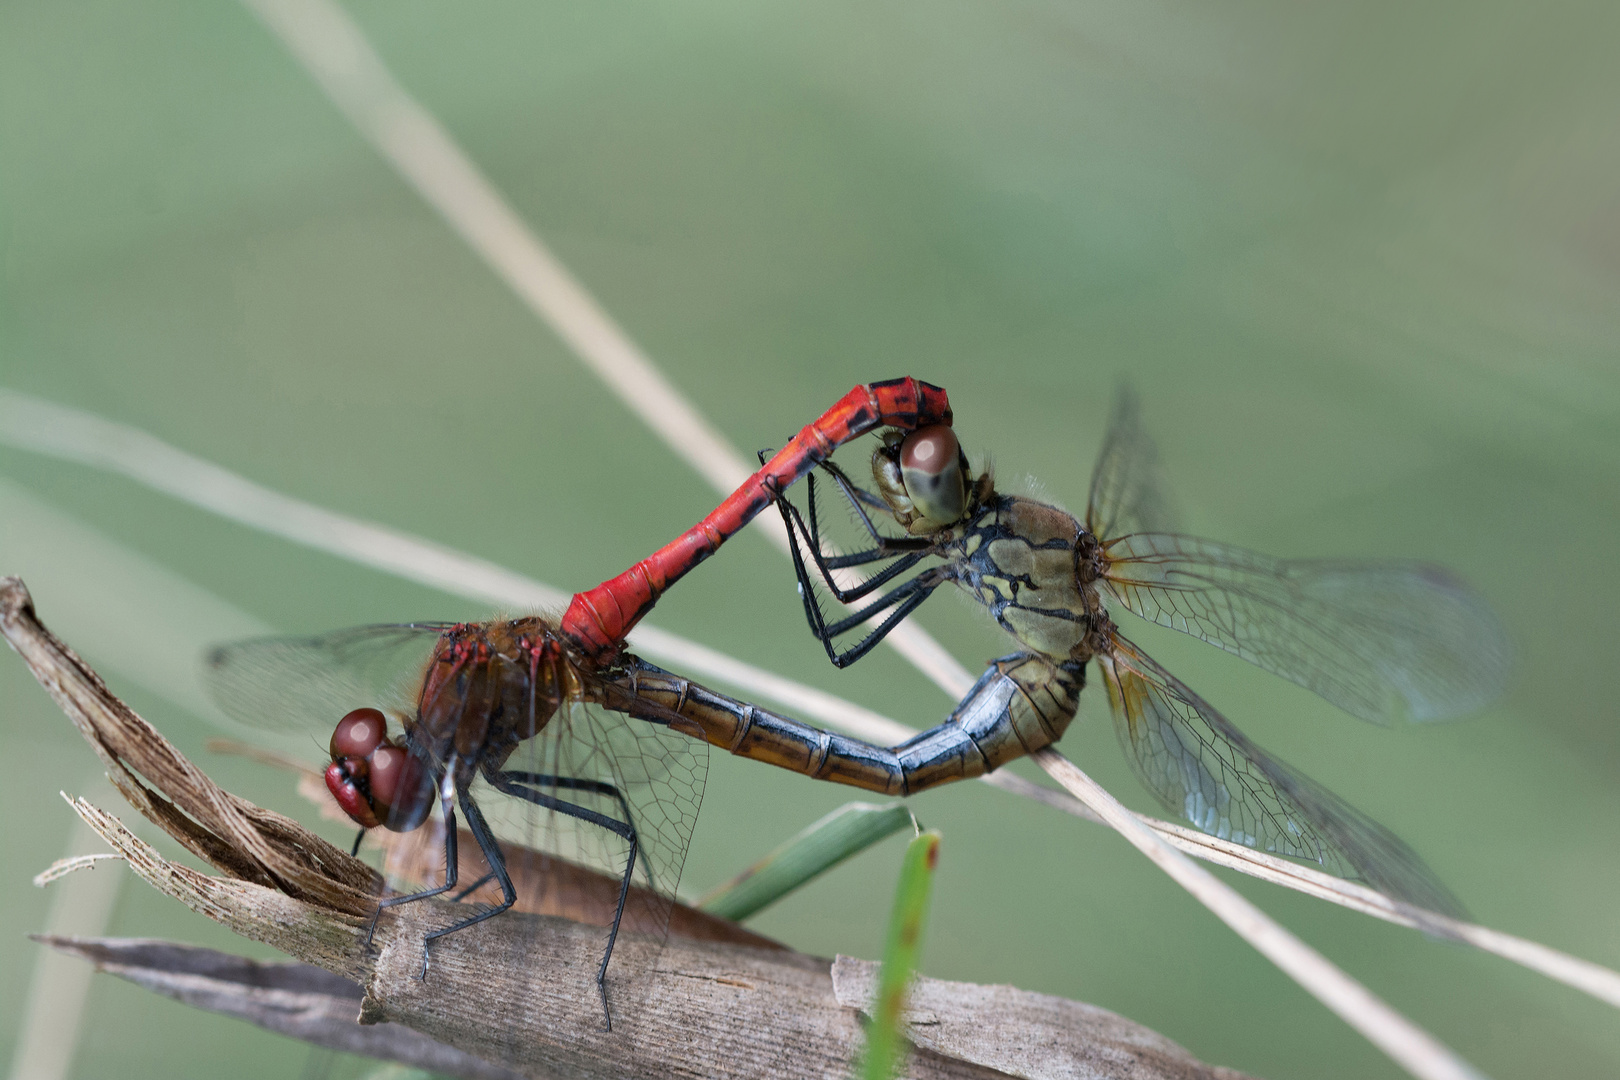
[
  {"left": 766, "top": 391, "right": 1511, "bottom": 917},
  {"left": 205, "top": 378, "right": 953, "bottom": 1027}
]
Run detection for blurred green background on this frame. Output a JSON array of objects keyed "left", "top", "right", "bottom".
[{"left": 3, "top": 1, "right": 1619, "bottom": 1077}]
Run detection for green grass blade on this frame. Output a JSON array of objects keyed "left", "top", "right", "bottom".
[
  {"left": 697, "top": 801, "right": 915, "bottom": 921},
  {"left": 858, "top": 829, "right": 941, "bottom": 1080},
  {"left": 356, "top": 1065, "right": 441, "bottom": 1080}
]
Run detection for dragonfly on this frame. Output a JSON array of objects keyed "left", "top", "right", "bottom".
[
  {"left": 767, "top": 391, "right": 1511, "bottom": 917},
  {"left": 204, "top": 378, "right": 954, "bottom": 1028}
]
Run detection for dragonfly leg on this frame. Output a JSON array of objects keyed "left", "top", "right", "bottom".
[
  {"left": 419, "top": 789, "right": 517, "bottom": 980},
  {"left": 756, "top": 449, "right": 932, "bottom": 601},
  {"left": 812, "top": 461, "right": 933, "bottom": 556},
  {"left": 468, "top": 771, "right": 638, "bottom": 906},
  {"left": 448, "top": 775, "right": 636, "bottom": 905},
  {"left": 450, "top": 870, "right": 496, "bottom": 901},
  {"left": 778, "top": 478, "right": 929, "bottom": 602},
  {"left": 756, "top": 450, "right": 925, "bottom": 554},
  {"left": 349, "top": 827, "right": 366, "bottom": 857},
  {"left": 367, "top": 777, "right": 461, "bottom": 947},
  {"left": 485, "top": 773, "right": 639, "bottom": 1032},
  {"left": 786, "top": 544, "right": 949, "bottom": 667},
  {"left": 595, "top": 831, "right": 639, "bottom": 1032},
  {"left": 491, "top": 772, "right": 634, "bottom": 831}
]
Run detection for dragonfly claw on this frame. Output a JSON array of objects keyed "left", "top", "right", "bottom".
[{"left": 364, "top": 906, "right": 384, "bottom": 949}]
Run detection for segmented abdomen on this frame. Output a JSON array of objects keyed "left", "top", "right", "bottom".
[{"left": 601, "top": 653, "right": 1083, "bottom": 796}]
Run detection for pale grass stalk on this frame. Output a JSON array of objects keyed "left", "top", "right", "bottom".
[
  {"left": 239, "top": 0, "right": 977, "bottom": 700},
  {"left": 6, "top": 772, "right": 127, "bottom": 1080},
  {"left": 0, "top": 388, "right": 906, "bottom": 741},
  {"left": 1034, "top": 750, "right": 1488, "bottom": 1080}
]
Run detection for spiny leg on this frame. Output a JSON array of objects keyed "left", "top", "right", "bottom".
[
  {"left": 777, "top": 478, "right": 929, "bottom": 602},
  {"left": 418, "top": 788, "right": 517, "bottom": 980},
  {"left": 494, "top": 772, "right": 634, "bottom": 827},
  {"left": 450, "top": 871, "right": 496, "bottom": 901},
  {"left": 765, "top": 462, "right": 950, "bottom": 665},
  {"left": 367, "top": 767, "right": 461, "bottom": 947},
  {"left": 370, "top": 654, "right": 481, "bottom": 935},
  {"left": 817, "top": 577, "right": 943, "bottom": 667},
  {"left": 811, "top": 462, "right": 933, "bottom": 559},
  {"left": 448, "top": 775, "right": 635, "bottom": 902},
  {"left": 754, "top": 450, "right": 929, "bottom": 599},
  {"left": 487, "top": 773, "right": 639, "bottom": 1031},
  {"left": 785, "top": 527, "right": 949, "bottom": 667}
]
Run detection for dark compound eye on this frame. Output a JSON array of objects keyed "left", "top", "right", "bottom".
[
  {"left": 898, "top": 425, "right": 968, "bottom": 527},
  {"left": 367, "top": 744, "right": 433, "bottom": 832},
  {"left": 330, "top": 707, "right": 388, "bottom": 760},
  {"left": 325, "top": 758, "right": 383, "bottom": 829},
  {"left": 324, "top": 708, "right": 435, "bottom": 833}
]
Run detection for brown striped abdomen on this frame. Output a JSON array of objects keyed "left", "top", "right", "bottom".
[{"left": 599, "top": 653, "right": 1084, "bottom": 797}]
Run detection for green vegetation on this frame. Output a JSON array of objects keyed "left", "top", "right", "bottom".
[{"left": 858, "top": 831, "right": 941, "bottom": 1080}]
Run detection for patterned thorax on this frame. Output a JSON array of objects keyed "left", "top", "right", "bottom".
[
  {"left": 412, "top": 619, "right": 582, "bottom": 782},
  {"left": 946, "top": 495, "right": 1107, "bottom": 663}
]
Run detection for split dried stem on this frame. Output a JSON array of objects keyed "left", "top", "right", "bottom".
[{"left": 3, "top": 575, "right": 1254, "bottom": 1080}]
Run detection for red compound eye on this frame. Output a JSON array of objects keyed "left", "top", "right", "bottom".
[
  {"left": 369, "top": 745, "right": 433, "bottom": 832},
  {"left": 366, "top": 744, "right": 408, "bottom": 806},
  {"left": 325, "top": 708, "right": 435, "bottom": 834},
  {"left": 331, "top": 707, "right": 388, "bottom": 760},
  {"left": 325, "top": 759, "right": 382, "bottom": 829}
]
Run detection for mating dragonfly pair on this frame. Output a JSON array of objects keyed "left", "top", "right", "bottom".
[{"left": 206, "top": 379, "right": 1508, "bottom": 1027}]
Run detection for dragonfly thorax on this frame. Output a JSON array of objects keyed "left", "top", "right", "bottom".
[
  {"left": 413, "top": 619, "right": 579, "bottom": 785},
  {"left": 947, "top": 494, "right": 1106, "bottom": 665}
]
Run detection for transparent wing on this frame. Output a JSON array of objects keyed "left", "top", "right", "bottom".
[
  {"left": 1085, "top": 387, "right": 1181, "bottom": 540},
  {"left": 315, "top": 634, "right": 706, "bottom": 1019},
  {"left": 470, "top": 694, "right": 707, "bottom": 917},
  {"left": 452, "top": 664, "right": 708, "bottom": 1017},
  {"left": 211, "top": 621, "right": 709, "bottom": 1023},
  {"left": 1099, "top": 534, "right": 1510, "bottom": 724},
  {"left": 203, "top": 623, "right": 452, "bottom": 737},
  {"left": 1102, "top": 634, "right": 1463, "bottom": 917}
]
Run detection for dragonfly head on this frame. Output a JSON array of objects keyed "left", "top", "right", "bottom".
[
  {"left": 873, "top": 425, "right": 972, "bottom": 534},
  {"left": 326, "top": 707, "right": 434, "bottom": 833}
]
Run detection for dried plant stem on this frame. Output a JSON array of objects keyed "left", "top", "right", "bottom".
[
  {"left": 0, "top": 578, "right": 378, "bottom": 917},
  {"left": 3, "top": 576, "right": 1256, "bottom": 1080},
  {"left": 31, "top": 936, "right": 527, "bottom": 1080}
]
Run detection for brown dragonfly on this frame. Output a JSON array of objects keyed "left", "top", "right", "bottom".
[
  {"left": 768, "top": 391, "right": 1511, "bottom": 916},
  {"left": 203, "top": 379, "right": 964, "bottom": 1028}
]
